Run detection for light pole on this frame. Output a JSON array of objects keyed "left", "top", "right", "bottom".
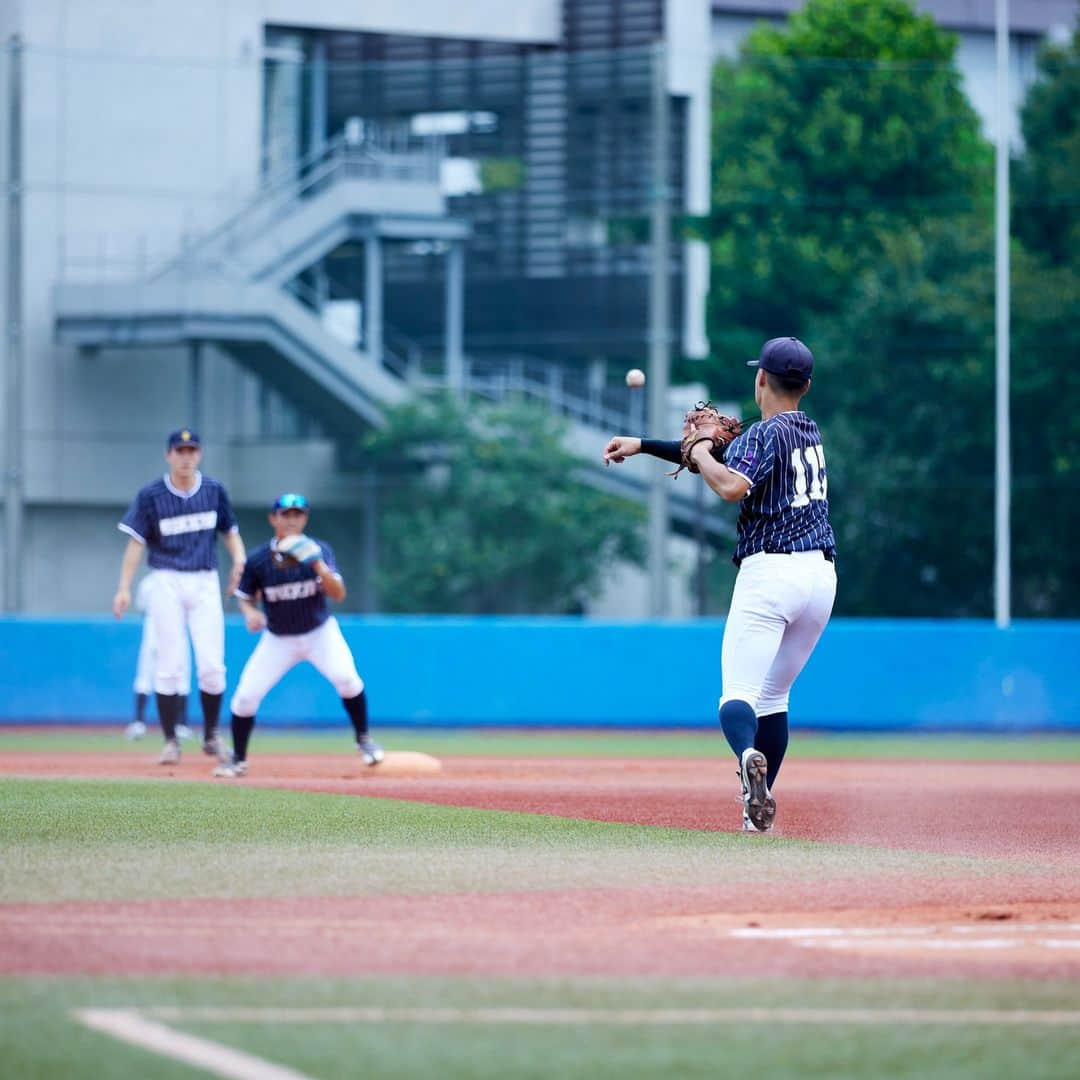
[{"left": 994, "top": 0, "right": 1011, "bottom": 628}]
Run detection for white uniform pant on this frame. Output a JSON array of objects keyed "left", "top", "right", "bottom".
[
  {"left": 133, "top": 609, "right": 192, "bottom": 696},
  {"left": 146, "top": 569, "right": 225, "bottom": 696},
  {"left": 720, "top": 551, "right": 836, "bottom": 716},
  {"left": 230, "top": 617, "right": 364, "bottom": 718}
]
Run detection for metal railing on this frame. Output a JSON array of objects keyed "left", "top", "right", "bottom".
[
  {"left": 282, "top": 277, "right": 414, "bottom": 382},
  {"left": 409, "top": 353, "right": 642, "bottom": 433},
  {"left": 56, "top": 127, "right": 446, "bottom": 287},
  {"left": 151, "top": 130, "right": 444, "bottom": 281}
]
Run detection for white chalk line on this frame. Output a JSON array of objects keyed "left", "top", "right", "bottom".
[
  {"left": 73, "top": 1009, "right": 313, "bottom": 1080},
  {"left": 729, "top": 924, "right": 1080, "bottom": 951},
  {"left": 82, "top": 1006, "right": 1080, "bottom": 1028},
  {"left": 730, "top": 924, "right": 1080, "bottom": 939},
  {"left": 71, "top": 1004, "right": 1080, "bottom": 1078}
]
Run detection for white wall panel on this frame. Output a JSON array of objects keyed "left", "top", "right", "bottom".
[{"left": 259, "top": 0, "right": 560, "bottom": 43}]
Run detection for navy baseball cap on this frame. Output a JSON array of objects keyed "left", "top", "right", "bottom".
[
  {"left": 747, "top": 337, "right": 814, "bottom": 381},
  {"left": 166, "top": 428, "right": 201, "bottom": 449},
  {"left": 272, "top": 492, "right": 309, "bottom": 512}
]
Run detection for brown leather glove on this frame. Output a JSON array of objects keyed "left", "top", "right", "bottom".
[{"left": 674, "top": 403, "right": 741, "bottom": 477}]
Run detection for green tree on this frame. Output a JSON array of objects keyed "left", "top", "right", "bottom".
[
  {"left": 1014, "top": 20, "right": 1080, "bottom": 267},
  {"left": 808, "top": 218, "right": 996, "bottom": 615},
  {"left": 1011, "top": 18, "right": 1080, "bottom": 615},
  {"left": 363, "top": 394, "right": 644, "bottom": 613},
  {"left": 705, "top": 0, "right": 987, "bottom": 371},
  {"left": 698, "top": 0, "right": 999, "bottom": 616}
]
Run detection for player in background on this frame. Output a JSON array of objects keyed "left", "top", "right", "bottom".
[
  {"left": 603, "top": 337, "right": 837, "bottom": 832},
  {"left": 213, "top": 492, "right": 383, "bottom": 778},
  {"left": 124, "top": 574, "right": 192, "bottom": 740},
  {"left": 113, "top": 429, "right": 246, "bottom": 764}
]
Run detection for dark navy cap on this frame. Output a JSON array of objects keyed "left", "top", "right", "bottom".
[
  {"left": 166, "top": 428, "right": 201, "bottom": 449},
  {"left": 272, "top": 492, "right": 309, "bottom": 512},
  {"left": 747, "top": 337, "right": 814, "bottom": 381}
]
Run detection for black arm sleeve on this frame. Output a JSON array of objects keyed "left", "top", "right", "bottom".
[{"left": 640, "top": 438, "right": 683, "bottom": 465}]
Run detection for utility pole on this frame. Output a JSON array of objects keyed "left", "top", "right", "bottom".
[
  {"left": 647, "top": 41, "right": 671, "bottom": 617},
  {"left": 4, "top": 35, "right": 24, "bottom": 612}
]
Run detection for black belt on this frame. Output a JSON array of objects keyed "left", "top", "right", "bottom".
[{"left": 735, "top": 549, "right": 835, "bottom": 568}]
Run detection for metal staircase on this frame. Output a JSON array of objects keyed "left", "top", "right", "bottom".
[
  {"left": 53, "top": 132, "right": 731, "bottom": 538},
  {"left": 148, "top": 133, "right": 451, "bottom": 287},
  {"left": 55, "top": 131, "right": 453, "bottom": 426}
]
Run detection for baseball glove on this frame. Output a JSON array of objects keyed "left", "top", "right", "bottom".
[
  {"left": 276, "top": 534, "right": 323, "bottom": 567},
  {"left": 673, "top": 403, "right": 741, "bottom": 477}
]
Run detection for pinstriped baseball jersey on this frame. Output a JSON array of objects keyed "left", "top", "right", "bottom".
[
  {"left": 723, "top": 411, "right": 836, "bottom": 565},
  {"left": 119, "top": 473, "right": 239, "bottom": 571},
  {"left": 236, "top": 539, "right": 338, "bottom": 636}
]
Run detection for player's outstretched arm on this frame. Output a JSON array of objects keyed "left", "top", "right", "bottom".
[
  {"left": 113, "top": 537, "right": 145, "bottom": 618},
  {"left": 602, "top": 436, "right": 641, "bottom": 465}
]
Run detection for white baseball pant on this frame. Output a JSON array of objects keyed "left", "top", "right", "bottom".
[
  {"left": 719, "top": 551, "right": 836, "bottom": 715},
  {"left": 230, "top": 617, "right": 364, "bottom": 717},
  {"left": 133, "top": 576, "right": 191, "bottom": 695},
  {"left": 146, "top": 569, "right": 226, "bottom": 696}
]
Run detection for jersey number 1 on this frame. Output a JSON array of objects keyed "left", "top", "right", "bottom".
[{"left": 791, "top": 445, "right": 827, "bottom": 508}]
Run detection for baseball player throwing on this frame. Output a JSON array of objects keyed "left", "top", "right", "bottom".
[
  {"left": 213, "top": 492, "right": 383, "bottom": 778},
  {"left": 603, "top": 337, "right": 836, "bottom": 831},
  {"left": 113, "top": 429, "right": 246, "bottom": 764}
]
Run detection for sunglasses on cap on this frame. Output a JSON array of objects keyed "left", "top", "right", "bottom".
[{"left": 272, "top": 493, "right": 309, "bottom": 511}]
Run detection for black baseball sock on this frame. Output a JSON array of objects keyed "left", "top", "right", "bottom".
[
  {"left": 231, "top": 713, "right": 255, "bottom": 762},
  {"left": 200, "top": 691, "right": 223, "bottom": 741},
  {"left": 134, "top": 692, "right": 148, "bottom": 725},
  {"left": 755, "top": 711, "right": 789, "bottom": 789},
  {"left": 719, "top": 699, "right": 758, "bottom": 763},
  {"left": 178, "top": 694, "right": 189, "bottom": 726},
  {"left": 155, "top": 693, "right": 181, "bottom": 741},
  {"left": 342, "top": 691, "right": 369, "bottom": 741}
]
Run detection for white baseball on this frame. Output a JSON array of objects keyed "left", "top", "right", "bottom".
[{"left": 625, "top": 368, "right": 646, "bottom": 388}]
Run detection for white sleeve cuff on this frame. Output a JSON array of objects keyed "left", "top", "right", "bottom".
[
  {"left": 118, "top": 523, "right": 146, "bottom": 544},
  {"left": 726, "top": 467, "right": 754, "bottom": 494}
]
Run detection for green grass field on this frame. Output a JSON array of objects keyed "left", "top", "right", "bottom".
[
  {"left": 0, "top": 777, "right": 1003, "bottom": 905},
  {"left": 2, "top": 730, "right": 1078, "bottom": 1077},
  {"left": 4, "top": 975, "right": 1079, "bottom": 1080}
]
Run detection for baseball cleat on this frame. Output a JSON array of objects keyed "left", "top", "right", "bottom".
[
  {"left": 213, "top": 760, "right": 248, "bottom": 778},
  {"left": 357, "top": 735, "right": 384, "bottom": 766},
  {"left": 158, "top": 739, "right": 181, "bottom": 765},
  {"left": 124, "top": 721, "right": 147, "bottom": 741},
  {"left": 740, "top": 748, "right": 776, "bottom": 832},
  {"left": 202, "top": 734, "right": 227, "bottom": 760}
]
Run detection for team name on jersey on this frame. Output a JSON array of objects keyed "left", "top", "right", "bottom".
[
  {"left": 159, "top": 510, "right": 219, "bottom": 537},
  {"left": 264, "top": 579, "right": 320, "bottom": 603}
]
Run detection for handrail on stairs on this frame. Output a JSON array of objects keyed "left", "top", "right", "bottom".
[{"left": 149, "top": 126, "right": 445, "bottom": 281}]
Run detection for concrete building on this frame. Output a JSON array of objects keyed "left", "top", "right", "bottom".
[{"left": 1, "top": 0, "right": 715, "bottom": 614}]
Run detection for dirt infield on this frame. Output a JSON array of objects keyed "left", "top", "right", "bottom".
[{"left": 3, "top": 750, "right": 1079, "bottom": 979}]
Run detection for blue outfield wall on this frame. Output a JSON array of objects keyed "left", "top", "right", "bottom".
[{"left": 0, "top": 616, "right": 1077, "bottom": 731}]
